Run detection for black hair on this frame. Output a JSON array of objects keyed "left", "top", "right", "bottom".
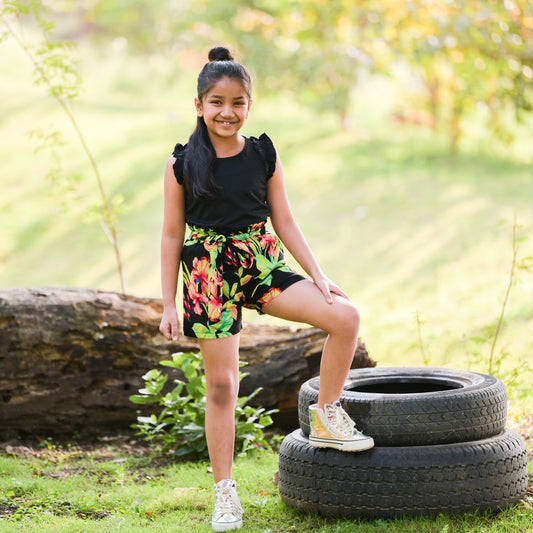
[{"left": 183, "top": 46, "right": 252, "bottom": 199}]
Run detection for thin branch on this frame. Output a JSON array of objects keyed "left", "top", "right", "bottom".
[
  {"left": 3, "top": 16, "right": 126, "bottom": 293},
  {"left": 415, "top": 311, "right": 430, "bottom": 366},
  {"left": 488, "top": 216, "right": 518, "bottom": 374}
]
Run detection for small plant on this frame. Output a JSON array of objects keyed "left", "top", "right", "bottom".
[
  {"left": 486, "top": 216, "right": 532, "bottom": 375},
  {"left": 467, "top": 217, "right": 532, "bottom": 405},
  {"left": 414, "top": 310, "right": 432, "bottom": 366},
  {"left": 131, "top": 498, "right": 153, "bottom": 524},
  {"left": 470, "top": 218, "right": 532, "bottom": 378},
  {"left": 38, "top": 437, "right": 63, "bottom": 451},
  {"left": 129, "top": 351, "right": 278, "bottom": 459}
]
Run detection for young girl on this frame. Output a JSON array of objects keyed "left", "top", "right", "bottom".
[{"left": 159, "top": 46, "right": 373, "bottom": 532}]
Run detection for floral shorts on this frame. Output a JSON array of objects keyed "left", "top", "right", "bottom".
[{"left": 181, "top": 222, "right": 305, "bottom": 339}]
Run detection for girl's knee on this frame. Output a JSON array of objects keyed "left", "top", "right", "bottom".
[
  {"left": 331, "top": 300, "right": 360, "bottom": 337},
  {"left": 347, "top": 302, "right": 361, "bottom": 328},
  {"left": 206, "top": 376, "right": 238, "bottom": 407}
]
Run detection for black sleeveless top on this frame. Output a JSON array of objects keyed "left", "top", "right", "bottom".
[{"left": 172, "top": 133, "right": 277, "bottom": 233}]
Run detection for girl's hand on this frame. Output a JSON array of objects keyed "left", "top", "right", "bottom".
[
  {"left": 159, "top": 306, "right": 180, "bottom": 341},
  {"left": 313, "top": 275, "right": 350, "bottom": 304}
]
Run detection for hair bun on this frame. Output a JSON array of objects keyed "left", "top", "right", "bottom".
[{"left": 208, "top": 46, "right": 234, "bottom": 62}]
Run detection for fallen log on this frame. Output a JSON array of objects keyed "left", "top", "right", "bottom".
[{"left": 0, "top": 287, "right": 375, "bottom": 439}]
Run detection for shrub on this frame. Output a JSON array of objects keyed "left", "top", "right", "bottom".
[{"left": 130, "top": 351, "right": 278, "bottom": 458}]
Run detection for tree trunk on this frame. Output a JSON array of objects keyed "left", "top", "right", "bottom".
[{"left": 0, "top": 287, "right": 375, "bottom": 439}]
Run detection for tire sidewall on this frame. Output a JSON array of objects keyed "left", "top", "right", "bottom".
[
  {"left": 279, "top": 428, "right": 527, "bottom": 518},
  {"left": 298, "top": 367, "right": 507, "bottom": 446}
]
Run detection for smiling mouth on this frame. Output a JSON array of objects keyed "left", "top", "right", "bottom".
[{"left": 217, "top": 120, "right": 236, "bottom": 125}]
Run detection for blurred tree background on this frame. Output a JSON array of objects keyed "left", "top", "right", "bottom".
[
  {"left": 1, "top": 0, "right": 532, "bottom": 383},
  {"left": 21, "top": 0, "right": 532, "bottom": 149},
  {"left": 4, "top": 0, "right": 532, "bottom": 146}
]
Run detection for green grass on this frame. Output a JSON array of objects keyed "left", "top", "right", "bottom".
[{"left": 0, "top": 440, "right": 531, "bottom": 533}]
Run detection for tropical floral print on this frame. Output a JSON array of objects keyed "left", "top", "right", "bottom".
[{"left": 181, "top": 222, "right": 305, "bottom": 339}]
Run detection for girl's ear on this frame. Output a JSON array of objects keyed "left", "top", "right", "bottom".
[
  {"left": 194, "top": 97, "right": 203, "bottom": 117},
  {"left": 246, "top": 99, "right": 253, "bottom": 118}
]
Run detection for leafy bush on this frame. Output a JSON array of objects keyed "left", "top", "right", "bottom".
[{"left": 129, "top": 351, "right": 278, "bottom": 458}]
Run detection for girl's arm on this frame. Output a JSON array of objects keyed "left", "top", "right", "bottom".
[
  {"left": 160, "top": 156, "right": 186, "bottom": 340},
  {"left": 267, "top": 152, "right": 349, "bottom": 304}
]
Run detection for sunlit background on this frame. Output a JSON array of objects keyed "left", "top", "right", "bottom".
[{"left": 1, "top": 0, "right": 532, "bottom": 408}]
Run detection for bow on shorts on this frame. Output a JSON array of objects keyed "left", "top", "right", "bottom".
[{"left": 180, "top": 221, "right": 305, "bottom": 339}]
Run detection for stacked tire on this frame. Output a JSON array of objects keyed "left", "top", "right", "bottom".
[{"left": 278, "top": 367, "right": 528, "bottom": 519}]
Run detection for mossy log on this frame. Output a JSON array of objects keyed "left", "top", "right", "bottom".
[{"left": 0, "top": 287, "right": 375, "bottom": 439}]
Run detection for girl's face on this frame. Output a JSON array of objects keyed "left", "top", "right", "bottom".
[{"left": 195, "top": 77, "right": 251, "bottom": 141}]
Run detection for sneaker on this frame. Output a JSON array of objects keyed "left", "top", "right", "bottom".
[
  {"left": 212, "top": 479, "right": 243, "bottom": 531},
  {"left": 309, "top": 401, "right": 374, "bottom": 452}
]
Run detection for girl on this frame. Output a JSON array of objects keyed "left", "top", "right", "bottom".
[{"left": 159, "top": 46, "right": 373, "bottom": 532}]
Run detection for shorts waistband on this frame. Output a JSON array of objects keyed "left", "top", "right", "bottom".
[{"left": 188, "top": 221, "right": 266, "bottom": 242}]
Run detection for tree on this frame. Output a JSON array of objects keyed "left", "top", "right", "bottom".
[
  {"left": 383, "top": 0, "right": 533, "bottom": 151},
  {"left": 144, "top": 0, "right": 381, "bottom": 129},
  {"left": 7, "top": 0, "right": 533, "bottom": 150}
]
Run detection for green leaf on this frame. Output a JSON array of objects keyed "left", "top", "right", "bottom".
[
  {"left": 129, "top": 395, "right": 158, "bottom": 405},
  {"left": 136, "top": 415, "right": 157, "bottom": 425}
]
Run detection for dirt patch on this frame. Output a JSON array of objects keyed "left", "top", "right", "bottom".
[
  {"left": 0, "top": 433, "right": 153, "bottom": 462},
  {"left": 0, "top": 502, "right": 17, "bottom": 517}
]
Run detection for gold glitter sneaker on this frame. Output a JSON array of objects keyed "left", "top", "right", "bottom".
[
  {"left": 212, "top": 479, "right": 243, "bottom": 531},
  {"left": 309, "top": 401, "right": 374, "bottom": 452}
]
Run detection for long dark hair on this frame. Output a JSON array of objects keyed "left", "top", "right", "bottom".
[{"left": 183, "top": 46, "right": 252, "bottom": 199}]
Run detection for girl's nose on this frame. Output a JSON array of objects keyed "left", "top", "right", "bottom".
[{"left": 220, "top": 106, "right": 234, "bottom": 117}]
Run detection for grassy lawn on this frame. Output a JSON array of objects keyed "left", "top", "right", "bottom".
[{"left": 0, "top": 435, "right": 531, "bottom": 533}]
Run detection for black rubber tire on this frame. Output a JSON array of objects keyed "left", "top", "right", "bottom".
[
  {"left": 278, "top": 429, "right": 528, "bottom": 519},
  {"left": 298, "top": 367, "right": 507, "bottom": 446}
]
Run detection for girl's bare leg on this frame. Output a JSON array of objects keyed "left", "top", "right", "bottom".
[
  {"left": 262, "top": 280, "right": 359, "bottom": 407},
  {"left": 198, "top": 334, "right": 240, "bottom": 482}
]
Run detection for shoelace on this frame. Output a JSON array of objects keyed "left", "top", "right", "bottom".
[
  {"left": 326, "top": 403, "right": 355, "bottom": 436},
  {"left": 336, "top": 405, "right": 369, "bottom": 436},
  {"left": 214, "top": 486, "right": 243, "bottom": 518}
]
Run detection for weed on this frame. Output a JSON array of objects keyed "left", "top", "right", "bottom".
[
  {"left": 130, "top": 351, "right": 277, "bottom": 459},
  {"left": 486, "top": 217, "right": 532, "bottom": 376},
  {"left": 469, "top": 217, "right": 533, "bottom": 397},
  {"left": 414, "top": 310, "right": 432, "bottom": 366}
]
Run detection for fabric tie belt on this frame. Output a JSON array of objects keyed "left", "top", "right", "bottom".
[
  {"left": 187, "top": 221, "right": 266, "bottom": 244},
  {"left": 184, "top": 221, "right": 267, "bottom": 280}
]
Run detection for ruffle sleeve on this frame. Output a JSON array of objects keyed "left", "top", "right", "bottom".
[
  {"left": 171, "top": 143, "right": 186, "bottom": 184},
  {"left": 250, "top": 133, "right": 277, "bottom": 179}
]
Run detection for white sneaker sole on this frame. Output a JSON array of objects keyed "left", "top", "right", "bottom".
[
  {"left": 211, "top": 518, "right": 242, "bottom": 531},
  {"left": 309, "top": 435, "right": 375, "bottom": 452}
]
